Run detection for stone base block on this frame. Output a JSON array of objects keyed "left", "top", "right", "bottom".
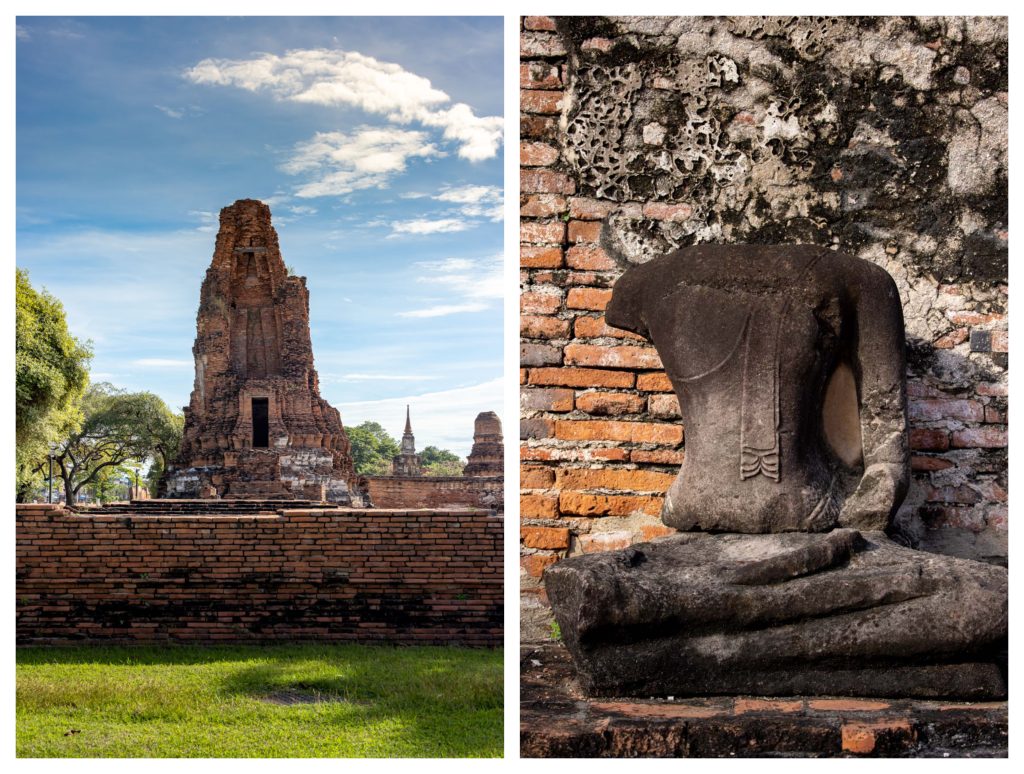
[
  {"left": 545, "top": 530, "right": 1007, "bottom": 699},
  {"left": 521, "top": 645, "right": 1008, "bottom": 758}
]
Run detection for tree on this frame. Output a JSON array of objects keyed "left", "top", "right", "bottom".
[
  {"left": 50, "top": 383, "right": 180, "bottom": 505},
  {"left": 15, "top": 269, "right": 92, "bottom": 501},
  {"left": 420, "top": 445, "right": 465, "bottom": 477},
  {"left": 347, "top": 421, "right": 400, "bottom": 476}
]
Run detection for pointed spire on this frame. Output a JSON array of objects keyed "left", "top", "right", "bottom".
[{"left": 404, "top": 404, "right": 413, "bottom": 435}]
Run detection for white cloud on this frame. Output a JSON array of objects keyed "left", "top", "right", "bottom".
[
  {"left": 155, "top": 104, "right": 184, "bottom": 119},
  {"left": 16, "top": 25, "right": 30, "bottom": 41},
  {"left": 189, "top": 210, "right": 217, "bottom": 232},
  {"left": 335, "top": 378, "right": 503, "bottom": 457},
  {"left": 281, "top": 126, "right": 440, "bottom": 198},
  {"left": 397, "top": 302, "right": 488, "bottom": 318},
  {"left": 388, "top": 217, "right": 469, "bottom": 236},
  {"left": 330, "top": 373, "right": 440, "bottom": 382},
  {"left": 436, "top": 184, "right": 504, "bottom": 221},
  {"left": 185, "top": 48, "right": 503, "bottom": 161},
  {"left": 396, "top": 254, "right": 503, "bottom": 318}
]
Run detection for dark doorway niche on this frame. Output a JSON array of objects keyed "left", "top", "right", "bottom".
[{"left": 252, "top": 398, "right": 269, "bottom": 448}]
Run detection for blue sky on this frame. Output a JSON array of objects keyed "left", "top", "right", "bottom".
[{"left": 16, "top": 16, "right": 503, "bottom": 456}]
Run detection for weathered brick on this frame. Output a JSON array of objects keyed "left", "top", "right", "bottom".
[
  {"left": 559, "top": 492, "right": 663, "bottom": 517},
  {"left": 637, "top": 372, "right": 673, "bottom": 392},
  {"left": 521, "top": 342, "right": 562, "bottom": 367},
  {"left": 554, "top": 420, "right": 683, "bottom": 444},
  {"left": 565, "top": 343, "right": 663, "bottom": 369},
  {"left": 908, "top": 399, "right": 984, "bottom": 422},
  {"left": 520, "top": 32, "right": 568, "bottom": 57},
  {"left": 642, "top": 202, "right": 694, "bottom": 221},
  {"left": 528, "top": 367, "right": 634, "bottom": 389},
  {"left": 520, "top": 287, "right": 563, "bottom": 314},
  {"left": 567, "top": 220, "right": 602, "bottom": 243},
  {"left": 520, "top": 219, "right": 566, "bottom": 245},
  {"left": 521, "top": 314, "right": 570, "bottom": 339},
  {"left": 521, "top": 553, "right": 559, "bottom": 578},
  {"left": 521, "top": 114, "right": 558, "bottom": 140},
  {"left": 565, "top": 244, "right": 616, "bottom": 270},
  {"left": 925, "top": 485, "right": 981, "bottom": 504},
  {"left": 520, "top": 141, "right": 560, "bottom": 167},
  {"left": 911, "top": 455, "right": 955, "bottom": 472},
  {"left": 520, "top": 387, "right": 574, "bottom": 413},
  {"left": 521, "top": 168, "right": 576, "bottom": 194},
  {"left": 640, "top": 524, "right": 677, "bottom": 541},
  {"left": 556, "top": 468, "right": 677, "bottom": 492},
  {"left": 577, "top": 531, "right": 634, "bottom": 552},
  {"left": 521, "top": 526, "right": 570, "bottom": 550},
  {"left": 568, "top": 197, "right": 617, "bottom": 220},
  {"left": 840, "top": 720, "right": 913, "bottom": 755},
  {"left": 991, "top": 330, "right": 1008, "bottom": 352},
  {"left": 523, "top": 15, "right": 557, "bottom": 31},
  {"left": 631, "top": 449, "right": 685, "bottom": 465},
  {"left": 520, "top": 194, "right": 566, "bottom": 217},
  {"left": 575, "top": 391, "right": 645, "bottom": 416},
  {"left": 521, "top": 465, "right": 556, "bottom": 489},
  {"left": 521, "top": 89, "right": 564, "bottom": 115},
  {"left": 520, "top": 62, "right": 561, "bottom": 89},
  {"left": 574, "top": 315, "right": 645, "bottom": 341},
  {"left": 648, "top": 393, "right": 681, "bottom": 418},
  {"left": 520, "top": 493, "right": 559, "bottom": 518},
  {"left": 520, "top": 245, "right": 564, "bottom": 268},
  {"left": 952, "top": 427, "right": 1008, "bottom": 448},
  {"left": 933, "top": 328, "right": 968, "bottom": 349},
  {"left": 566, "top": 287, "right": 614, "bottom": 310},
  {"left": 909, "top": 428, "right": 950, "bottom": 451},
  {"left": 521, "top": 418, "right": 555, "bottom": 440}
]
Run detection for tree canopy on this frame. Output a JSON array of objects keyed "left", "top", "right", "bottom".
[
  {"left": 50, "top": 383, "right": 182, "bottom": 505},
  {"left": 15, "top": 269, "right": 92, "bottom": 499},
  {"left": 347, "top": 421, "right": 401, "bottom": 476},
  {"left": 420, "top": 445, "right": 465, "bottom": 477}
]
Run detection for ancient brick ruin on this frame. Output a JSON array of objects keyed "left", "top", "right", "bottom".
[
  {"left": 392, "top": 405, "right": 423, "bottom": 477},
  {"left": 165, "top": 199, "right": 359, "bottom": 502},
  {"left": 465, "top": 411, "right": 504, "bottom": 476}
]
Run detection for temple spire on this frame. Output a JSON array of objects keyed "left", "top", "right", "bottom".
[{"left": 404, "top": 404, "right": 413, "bottom": 435}]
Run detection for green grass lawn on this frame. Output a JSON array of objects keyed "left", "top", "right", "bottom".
[{"left": 17, "top": 643, "right": 503, "bottom": 758}]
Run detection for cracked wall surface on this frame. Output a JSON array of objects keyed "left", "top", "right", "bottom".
[{"left": 520, "top": 15, "right": 1007, "bottom": 642}]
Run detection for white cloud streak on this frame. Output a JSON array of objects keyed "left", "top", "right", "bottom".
[
  {"left": 281, "top": 126, "right": 440, "bottom": 198},
  {"left": 396, "top": 254, "right": 503, "bottom": 318},
  {"left": 388, "top": 218, "right": 469, "bottom": 236},
  {"left": 185, "top": 48, "right": 502, "bottom": 161}
]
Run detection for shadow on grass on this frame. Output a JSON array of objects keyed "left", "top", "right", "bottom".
[{"left": 17, "top": 643, "right": 503, "bottom": 757}]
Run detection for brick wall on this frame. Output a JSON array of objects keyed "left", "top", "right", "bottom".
[
  {"left": 520, "top": 16, "right": 1008, "bottom": 640},
  {"left": 17, "top": 504, "right": 502, "bottom": 646},
  {"left": 366, "top": 475, "right": 503, "bottom": 512}
]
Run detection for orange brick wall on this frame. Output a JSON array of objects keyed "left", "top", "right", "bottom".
[
  {"left": 17, "top": 504, "right": 502, "bottom": 646},
  {"left": 366, "top": 475, "right": 503, "bottom": 511}
]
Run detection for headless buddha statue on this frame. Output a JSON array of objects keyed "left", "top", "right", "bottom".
[{"left": 544, "top": 244, "right": 1007, "bottom": 699}]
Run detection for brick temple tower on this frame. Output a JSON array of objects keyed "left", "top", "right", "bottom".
[
  {"left": 392, "top": 405, "right": 423, "bottom": 477},
  {"left": 164, "top": 199, "right": 359, "bottom": 502},
  {"left": 464, "top": 411, "right": 503, "bottom": 476}
]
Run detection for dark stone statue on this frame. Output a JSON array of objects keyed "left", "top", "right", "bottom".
[{"left": 545, "top": 244, "right": 1008, "bottom": 699}]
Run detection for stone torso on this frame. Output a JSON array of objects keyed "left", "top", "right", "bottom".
[{"left": 606, "top": 244, "right": 909, "bottom": 533}]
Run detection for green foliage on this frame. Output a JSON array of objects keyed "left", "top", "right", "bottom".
[
  {"left": 347, "top": 421, "right": 400, "bottom": 476},
  {"left": 15, "top": 269, "right": 92, "bottom": 499},
  {"left": 51, "top": 384, "right": 182, "bottom": 504},
  {"left": 549, "top": 620, "right": 562, "bottom": 641},
  {"left": 420, "top": 445, "right": 465, "bottom": 477},
  {"left": 17, "top": 644, "right": 503, "bottom": 757}
]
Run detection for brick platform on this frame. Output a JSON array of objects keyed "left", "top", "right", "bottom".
[
  {"left": 521, "top": 644, "right": 1007, "bottom": 758},
  {"left": 17, "top": 503, "right": 502, "bottom": 646}
]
